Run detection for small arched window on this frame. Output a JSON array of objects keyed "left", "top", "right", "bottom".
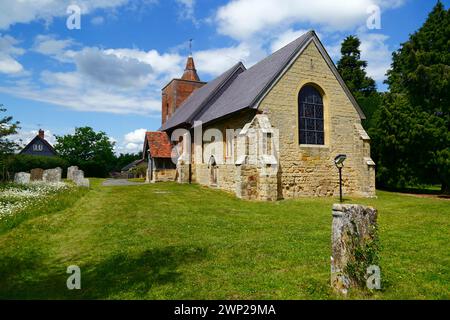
[{"left": 298, "top": 85, "right": 324, "bottom": 145}]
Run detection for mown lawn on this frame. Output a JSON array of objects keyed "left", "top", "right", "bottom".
[{"left": 0, "top": 179, "right": 448, "bottom": 299}]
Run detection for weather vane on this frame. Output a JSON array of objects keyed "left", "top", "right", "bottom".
[{"left": 189, "top": 38, "right": 193, "bottom": 56}]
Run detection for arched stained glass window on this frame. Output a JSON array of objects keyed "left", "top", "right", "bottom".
[{"left": 298, "top": 85, "right": 324, "bottom": 145}]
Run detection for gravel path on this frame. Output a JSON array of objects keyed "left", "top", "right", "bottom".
[{"left": 102, "top": 179, "right": 145, "bottom": 186}]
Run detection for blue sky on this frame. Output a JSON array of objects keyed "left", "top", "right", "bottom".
[{"left": 0, "top": 0, "right": 447, "bottom": 154}]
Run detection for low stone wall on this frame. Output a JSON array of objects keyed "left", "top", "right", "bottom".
[
  {"left": 218, "top": 165, "right": 238, "bottom": 193},
  {"left": 235, "top": 165, "right": 258, "bottom": 200},
  {"left": 154, "top": 169, "right": 176, "bottom": 182},
  {"left": 194, "top": 164, "right": 237, "bottom": 193}
]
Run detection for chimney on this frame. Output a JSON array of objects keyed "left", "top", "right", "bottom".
[{"left": 38, "top": 129, "right": 44, "bottom": 139}]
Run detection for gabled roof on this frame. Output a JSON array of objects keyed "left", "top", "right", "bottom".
[
  {"left": 121, "top": 159, "right": 146, "bottom": 172},
  {"left": 161, "top": 62, "right": 246, "bottom": 130},
  {"left": 161, "top": 30, "right": 366, "bottom": 131},
  {"left": 19, "top": 135, "right": 57, "bottom": 155},
  {"left": 143, "top": 131, "right": 172, "bottom": 158}
]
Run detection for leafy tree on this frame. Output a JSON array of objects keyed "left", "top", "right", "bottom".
[
  {"left": 373, "top": 1, "right": 450, "bottom": 193},
  {"left": 114, "top": 152, "right": 143, "bottom": 172},
  {"left": 0, "top": 105, "right": 20, "bottom": 156},
  {"left": 337, "top": 35, "right": 377, "bottom": 98},
  {"left": 0, "top": 105, "right": 20, "bottom": 181},
  {"left": 337, "top": 35, "right": 379, "bottom": 130},
  {"left": 54, "top": 127, "right": 116, "bottom": 177}
]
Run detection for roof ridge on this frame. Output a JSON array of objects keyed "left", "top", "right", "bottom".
[
  {"left": 186, "top": 62, "right": 246, "bottom": 124},
  {"left": 161, "top": 61, "right": 246, "bottom": 130},
  {"left": 248, "top": 30, "right": 314, "bottom": 108}
]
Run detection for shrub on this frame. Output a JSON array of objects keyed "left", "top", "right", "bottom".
[{"left": 3, "top": 155, "right": 69, "bottom": 179}]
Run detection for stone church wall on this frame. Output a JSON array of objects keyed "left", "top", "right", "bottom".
[
  {"left": 176, "top": 41, "right": 375, "bottom": 200},
  {"left": 259, "top": 41, "right": 376, "bottom": 198}
]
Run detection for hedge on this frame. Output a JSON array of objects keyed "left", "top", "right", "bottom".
[{"left": 2, "top": 155, "right": 69, "bottom": 179}]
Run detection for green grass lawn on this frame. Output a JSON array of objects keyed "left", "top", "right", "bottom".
[{"left": 0, "top": 179, "right": 448, "bottom": 299}]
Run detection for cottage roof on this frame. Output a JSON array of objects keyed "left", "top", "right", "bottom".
[
  {"left": 144, "top": 131, "right": 173, "bottom": 158},
  {"left": 121, "top": 159, "right": 146, "bottom": 172},
  {"left": 19, "top": 133, "right": 57, "bottom": 155}
]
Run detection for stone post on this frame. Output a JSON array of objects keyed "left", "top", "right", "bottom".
[{"left": 331, "top": 204, "right": 379, "bottom": 294}]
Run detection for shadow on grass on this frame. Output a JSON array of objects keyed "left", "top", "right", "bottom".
[
  {"left": 378, "top": 185, "right": 443, "bottom": 195},
  {"left": 0, "top": 246, "right": 208, "bottom": 299}
]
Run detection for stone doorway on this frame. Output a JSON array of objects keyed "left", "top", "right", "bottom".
[{"left": 208, "top": 155, "right": 218, "bottom": 187}]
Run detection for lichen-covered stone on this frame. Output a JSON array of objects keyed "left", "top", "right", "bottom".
[
  {"left": 14, "top": 172, "right": 30, "bottom": 184},
  {"left": 30, "top": 168, "right": 44, "bottom": 181},
  {"left": 76, "top": 178, "right": 90, "bottom": 188},
  {"left": 43, "top": 167, "right": 62, "bottom": 183},
  {"left": 67, "top": 166, "right": 79, "bottom": 180},
  {"left": 71, "top": 169, "right": 89, "bottom": 188},
  {"left": 331, "top": 204, "right": 378, "bottom": 294}
]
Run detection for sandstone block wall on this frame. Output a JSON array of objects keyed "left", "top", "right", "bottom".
[{"left": 259, "top": 41, "right": 376, "bottom": 198}]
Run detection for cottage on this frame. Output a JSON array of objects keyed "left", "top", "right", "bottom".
[
  {"left": 143, "top": 131, "right": 176, "bottom": 183},
  {"left": 145, "top": 31, "right": 376, "bottom": 200},
  {"left": 19, "top": 129, "right": 57, "bottom": 157},
  {"left": 121, "top": 159, "right": 148, "bottom": 178}
]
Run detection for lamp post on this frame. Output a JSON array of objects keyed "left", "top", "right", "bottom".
[{"left": 334, "top": 154, "right": 347, "bottom": 203}]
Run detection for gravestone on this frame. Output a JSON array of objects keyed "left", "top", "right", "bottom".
[
  {"left": 14, "top": 172, "right": 30, "bottom": 184},
  {"left": 73, "top": 169, "right": 90, "bottom": 188},
  {"left": 67, "top": 166, "right": 79, "bottom": 180},
  {"left": 43, "top": 167, "right": 62, "bottom": 183},
  {"left": 331, "top": 204, "right": 379, "bottom": 294},
  {"left": 30, "top": 168, "right": 44, "bottom": 181},
  {"left": 77, "top": 178, "right": 90, "bottom": 188}
]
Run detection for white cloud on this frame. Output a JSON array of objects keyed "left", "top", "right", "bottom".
[
  {"left": 270, "top": 28, "right": 309, "bottom": 53},
  {"left": 12, "top": 129, "right": 56, "bottom": 148},
  {"left": 176, "top": 0, "right": 198, "bottom": 25},
  {"left": 115, "top": 128, "right": 147, "bottom": 154},
  {"left": 0, "top": 34, "right": 25, "bottom": 74},
  {"left": 359, "top": 33, "right": 392, "bottom": 82},
  {"left": 0, "top": 55, "right": 23, "bottom": 74},
  {"left": 125, "top": 142, "right": 141, "bottom": 153},
  {"left": 215, "top": 0, "right": 407, "bottom": 40},
  {"left": 105, "top": 48, "right": 184, "bottom": 81},
  {"left": 0, "top": 0, "right": 131, "bottom": 30},
  {"left": 124, "top": 128, "right": 147, "bottom": 144},
  {"left": 32, "top": 34, "right": 77, "bottom": 62},
  {"left": 91, "top": 16, "right": 105, "bottom": 25},
  {"left": 74, "top": 47, "right": 153, "bottom": 88},
  {"left": 0, "top": 77, "right": 162, "bottom": 115},
  {"left": 194, "top": 42, "right": 254, "bottom": 76}
]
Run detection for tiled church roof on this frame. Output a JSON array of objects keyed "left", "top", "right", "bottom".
[
  {"left": 161, "top": 30, "right": 365, "bottom": 131},
  {"left": 144, "top": 131, "right": 173, "bottom": 158}
]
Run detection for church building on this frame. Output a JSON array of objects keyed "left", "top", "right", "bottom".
[{"left": 144, "top": 31, "right": 376, "bottom": 200}]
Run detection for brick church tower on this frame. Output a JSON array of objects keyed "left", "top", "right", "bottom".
[{"left": 161, "top": 55, "right": 206, "bottom": 125}]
